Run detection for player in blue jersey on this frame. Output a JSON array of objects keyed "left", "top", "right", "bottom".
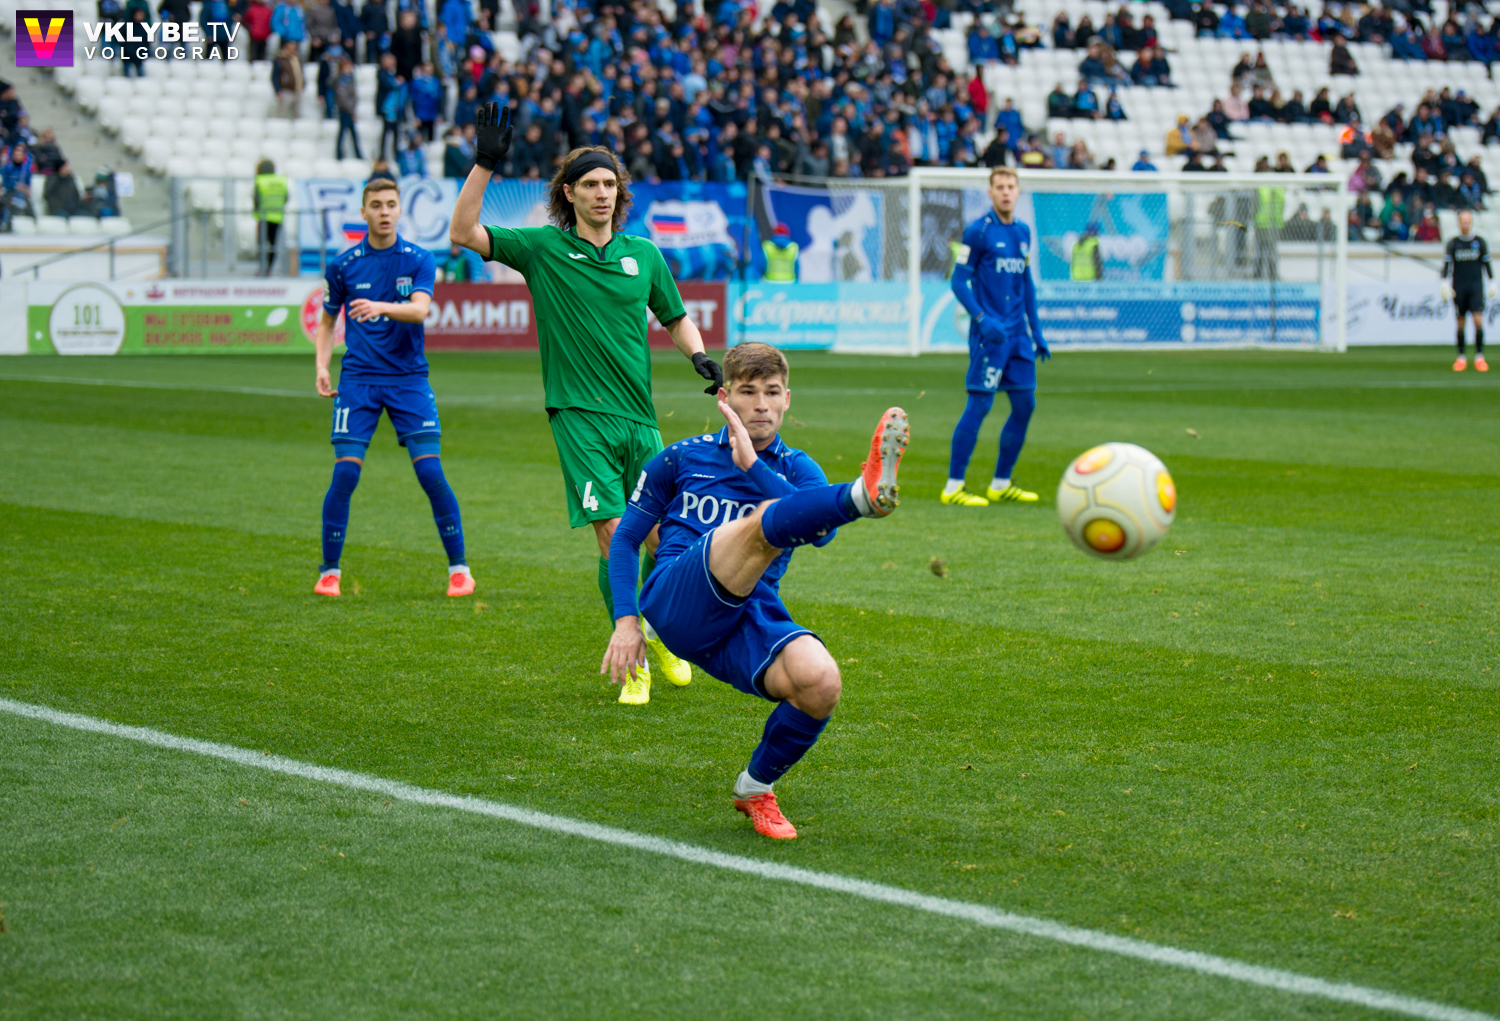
[
  {"left": 312, "top": 178, "right": 472, "bottom": 599},
  {"left": 941, "top": 166, "right": 1050, "bottom": 508},
  {"left": 601, "top": 342, "right": 909, "bottom": 839}
]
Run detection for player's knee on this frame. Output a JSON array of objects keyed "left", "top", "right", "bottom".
[
  {"left": 1009, "top": 389, "right": 1036, "bottom": 421},
  {"left": 330, "top": 458, "right": 362, "bottom": 494},
  {"left": 786, "top": 639, "right": 841, "bottom": 714}
]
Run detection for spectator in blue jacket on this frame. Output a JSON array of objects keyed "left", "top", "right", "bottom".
[
  {"left": 360, "top": 0, "right": 388, "bottom": 64},
  {"left": 868, "top": 0, "right": 895, "bottom": 46},
  {"left": 396, "top": 132, "right": 427, "bottom": 177},
  {"left": 994, "top": 97, "right": 1023, "bottom": 149},
  {"left": 270, "top": 0, "right": 306, "bottom": 46},
  {"left": 1132, "top": 149, "right": 1157, "bottom": 171},
  {"left": 1216, "top": 5, "right": 1247, "bottom": 38},
  {"left": 410, "top": 63, "right": 444, "bottom": 140},
  {"left": 967, "top": 22, "right": 1000, "bottom": 64},
  {"left": 1391, "top": 25, "right": 1426, "bottom": 60}
]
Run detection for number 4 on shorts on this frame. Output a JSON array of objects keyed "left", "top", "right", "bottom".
[{"left": 581, "top": 480, "right": 599, "bottom": 511}]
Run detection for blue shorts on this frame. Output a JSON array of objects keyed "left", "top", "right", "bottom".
[
  {"left": 639, "top": 529, "right": 817, "bottom": 700},
  {"left": 965, "top": 339, "right": 1036, "bottom": 393},
  {"left": 331, "top": 380, "right": 440, "bottom": 453}
]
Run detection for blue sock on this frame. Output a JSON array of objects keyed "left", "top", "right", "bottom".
[
  {"left": 760, "top": 483, "right": 860, "bottom": 549},
  {"left": 748, "top": 701, "right": 830, "bottom": 784},
  {"left": 994, "top": 388, "right": 1036, "bottom": 481},
  {"left": 948, "top": 391, "right": 995, "bottom": 479},
  {"left": 320, "top": 460, "right": 362, "bottom": 570},
  {"left": 412, "top": 456, "right": 466, "bottom": 567}
]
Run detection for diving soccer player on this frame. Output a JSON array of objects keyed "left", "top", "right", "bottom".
[
  {"left": 312, "top": 178, "right": 472, "bottom": 598},
  {"left": 1442, "top": 209, "right": 1494, "bottom": 372},
  {"left": 602, "top": 342, "right": 908, "bottom": 839},
  {"left": 941, "top": 166, "right": 1051, "bottom": 508},
  {"left": 449, "top": 103, "right": 723, "bottom": 704}
]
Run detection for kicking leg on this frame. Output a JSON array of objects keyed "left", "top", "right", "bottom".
[
  {"left": 942, "top": 391, "right": 994, "bottom": 506},
  {"left": 409, "top": 443, "right": 472, "bottom": 596},
  {"left": 316, "top": 454, "right": 363, "bottom": 596},
  {"left": 988, "top": 387, "right": 1039, "bottom": 503}
]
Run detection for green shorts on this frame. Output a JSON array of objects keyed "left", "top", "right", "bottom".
[{"left": 548, "top": 407, "right": 663, "bottom": 528}]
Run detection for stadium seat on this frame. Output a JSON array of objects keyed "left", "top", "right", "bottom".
[
  {"left": 174, "top": 137, "right": 205, "bottom": 159},
  {"left": 36, "top": 215, "right": 69, "bottom": 234},
  {"left": 142, "top": 139, "right": 174, "bottom": 173},
  {"left": 96, "top": 98, "right": 129, "bottom": 133},
  {"left": 292, "top": 120, "right": 323, "bottom": 142},
  {"left": 207, "top": 119, "right": 238, "bottom": 141},
  {"left": 120, "top": 118, "right": 151, "bottom": 153},
  {"left": 262, "top": 120, "right": 293, "bottom": 142},
  {"left": 67, "top": 217, "right": 101, "bottom": 236},
  {"left": 148, "top": 117, "right": 181, "bottom": 139},
  {"left": 74, "top": 78, "right": 104, "bottom": 112},
  {"left": 312, "top": 158, "right": 343, "bottom": 178},
  {"left": 237, "top": 121, "right": 266, "bottom": 141},
  {"left": 288, "top": 139, "right": 319, "bottom": 162},
  {"left": 10, "top": 216, "right": 37, "bottom": 236},
  {"left": 99, "top": 217, "right": 132, "bottom": 235},
  {"left": 165, "top": 156, "right": 197, "bottom": 179},
  {"left": 229, "top": 139, "right": 262, "bottom": 161},
  {"left": 160, "top": 79, "right": 193, "bottom": 100}
]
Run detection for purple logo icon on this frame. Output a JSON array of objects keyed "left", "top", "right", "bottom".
[{"left": 16, "top": 10, "right": 73, "bottom": 67}]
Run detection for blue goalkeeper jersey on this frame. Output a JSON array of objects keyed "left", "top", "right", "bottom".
[
  {"left": 323, "top": 233, "right": 437, "bottom": 382},
  {"left": 609, "top": 427, "right": 831, "bottom": 618},
  {"left": 954, "top": 211, "right": 1043, "bottom": 350}
]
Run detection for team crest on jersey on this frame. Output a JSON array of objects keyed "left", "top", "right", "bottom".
[
  {"left": 620, "top": 256, "right": 639, "bottom": 276},
  {"left": 395, "top": 276, "right": 413, "bottom": 297},
  {"left": 1020, "top": 241, "right": 1029, "bottom": 258}
]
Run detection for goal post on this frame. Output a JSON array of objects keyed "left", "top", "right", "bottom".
[{"left": 815, "top": 169, "right": 1349, "bottom": 355}]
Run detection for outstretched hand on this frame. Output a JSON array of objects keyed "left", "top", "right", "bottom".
[
  {"left": 718, "top": 392, "right": 757, "bottom": 472},
  {"left": 474, "top": 101, "right": 513, "bottom": 172},
  {"left": 600, "top": 616, "right": 648, "bottom": 685},
  {"left": 692, "top": 351, "right": 723, "bottom": 394},
  {"left": 1035, "top": 336, "right": 1052, "bottom": 362}
]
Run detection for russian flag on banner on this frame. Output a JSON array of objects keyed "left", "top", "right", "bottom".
[
  {"left": 342, "top": 224, "right": 368, "bottom": 243},
  {"left": 650, "top": 214, "right": 688, "bottom": 235}
]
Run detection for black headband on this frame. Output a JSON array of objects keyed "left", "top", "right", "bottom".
[{"left": 564, "top": 151, "right": 619, "bottom": 185}]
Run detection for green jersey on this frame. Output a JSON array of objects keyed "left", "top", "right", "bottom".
[{"left": 485, "top": 224, "right": 687, "bottom": 429}]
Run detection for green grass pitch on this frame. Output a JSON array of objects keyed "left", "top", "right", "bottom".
[{"left": 0, "top": 347, "right": 1496, "bottom": 1020}]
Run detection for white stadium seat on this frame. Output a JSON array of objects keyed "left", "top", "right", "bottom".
[
  {"left": 36, "top": 215, "right": 70, "bottom": 234},
  {"left": 148, "top": 116, "right": 181, "bottom": 139}
]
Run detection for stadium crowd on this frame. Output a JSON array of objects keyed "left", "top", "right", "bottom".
[
  {"left": 0, "top": 76, "right": 121, "bottom": 231},
  {"left": 57, "top": 0, "right": 1500, "bottom": 239}
]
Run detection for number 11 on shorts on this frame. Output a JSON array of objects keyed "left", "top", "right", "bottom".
[
  {"left": 333, "top": 407, "right": 351, "bottom": 434},
  {"left": 581, "top": 480, "right": 599, "bottom": 511}
]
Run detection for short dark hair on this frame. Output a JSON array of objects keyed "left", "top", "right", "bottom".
[
  {"left": 361, "top": 177, "right": 400, "bottom": 205},
  {"left": 724, "top": 342, "right": 789, "bottom": 387},
  {"left": 547, "top": 147, "right": 633, "bottom": 232}
]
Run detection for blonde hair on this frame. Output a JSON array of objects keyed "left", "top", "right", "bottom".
[{"left": 989, "top": 166, "right": 1018, "bottom": 186}]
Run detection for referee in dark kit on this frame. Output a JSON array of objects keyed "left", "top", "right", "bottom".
[{"left": 1442, "top": 208, "right": 1494, "bottom": 373}]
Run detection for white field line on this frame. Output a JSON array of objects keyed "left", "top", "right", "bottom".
[
  {"left": 0, "top": 373, "right": 1491, "bottom": 403},
  {"left": 1, "top": 697, "right": 1492, "bottom": 1021}
]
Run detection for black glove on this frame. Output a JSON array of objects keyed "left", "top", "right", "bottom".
[
  {"left": 692, "top": 351, "right": 723, "bottom": 395},
  {"left": 474, "top": 101, "right": 513, "bottom": 173}
]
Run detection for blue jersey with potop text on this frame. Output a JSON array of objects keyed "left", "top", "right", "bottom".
[
  {"left": 323, "top": 234, "right": 437, "bottom": 382},
  {"left": 626, "top": 427, "right": 830, "bottom": 592},
  {"left": 955, "top": 212, "right": 1042, "bottom": 348}
]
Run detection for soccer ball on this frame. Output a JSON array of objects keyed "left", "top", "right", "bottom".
[{"left": 1056, "top": 443, "right": 1176, "bottom": 560}]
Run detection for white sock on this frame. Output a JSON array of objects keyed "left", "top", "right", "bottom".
[
  {"left": 734, "top": 768, "right": 773, "bottom": 799},
  {"left": 450, "top": 564, "right": 471, "bottom": 576},
  {"left": 642, "top": 617, "right": 660, "bottom": 642},
  {"left": 943, "top": 478, "right": 965, "bottom": 496},
  {"left": 319, "top": 567, "right": 341, "bottom": 578},
  {"left": 848, "top": 479, "right": 875, "bottom": 517},
  {"left": 991, "top": 477, "right": 1010, "bottom": 492}
]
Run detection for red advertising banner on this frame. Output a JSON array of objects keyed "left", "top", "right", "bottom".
[{"left": 424, "top": 281, "right": 726, "bottom": 350}]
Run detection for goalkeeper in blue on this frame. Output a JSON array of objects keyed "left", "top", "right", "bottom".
[
  {"left": 600, "top": 342, "right": 908, "bottom": 840},
  {"left": 941, "top": 166, "right": 1050, "bottom": 508}
]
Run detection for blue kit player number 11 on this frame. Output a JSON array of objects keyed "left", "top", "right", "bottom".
[{"left": 311, "top": 178, "right": 474, "bottom": 599}]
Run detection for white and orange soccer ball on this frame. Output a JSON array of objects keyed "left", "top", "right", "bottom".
[{"left": 1057, "top": 443, "right": 1176, "bottom": 560}]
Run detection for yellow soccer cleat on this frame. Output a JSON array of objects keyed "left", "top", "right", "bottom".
[
  {"left": 940, "top": 486, "right": 989, "bottom": 507},
  {"left": 618, "top": 662, "right": 651, "bottom": 705},
  {"left": 647, "top": 635, "right": 691, "bottom": 687},
  {"left": 987, "top": 484, "right": 1039, "bottom": 504}
]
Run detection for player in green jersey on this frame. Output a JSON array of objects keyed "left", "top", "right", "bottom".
[{"left": 450, "top": 102, "right": 724, "bottom": 706}]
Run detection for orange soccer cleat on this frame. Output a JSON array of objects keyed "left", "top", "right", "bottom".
[
  {"left": 313, "top": 573, "right": 341, "bottom": 597},
  {"left": 733, "top": 792, "right": 798, "bottom": 839},
  {"left": 858, "top": 406, "right": 909, "bottom": 517},
  {"left": 1477, "top": 354, "right": 1489, "bottom": 372},
  {"left": 1454, "top": 355, "right": 1468, "bottom": 372},
  {"left": 446, "top": 569, "right": 475, "bottom": 597}
]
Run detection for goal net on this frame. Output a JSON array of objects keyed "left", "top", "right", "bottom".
[{"left": 777, "top": 168, "right": 1349, "bottom": 355}]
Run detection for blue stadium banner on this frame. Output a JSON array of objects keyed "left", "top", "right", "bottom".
[{"left": 1031, "top": 193, "right": 1169, "bottom": 281}]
